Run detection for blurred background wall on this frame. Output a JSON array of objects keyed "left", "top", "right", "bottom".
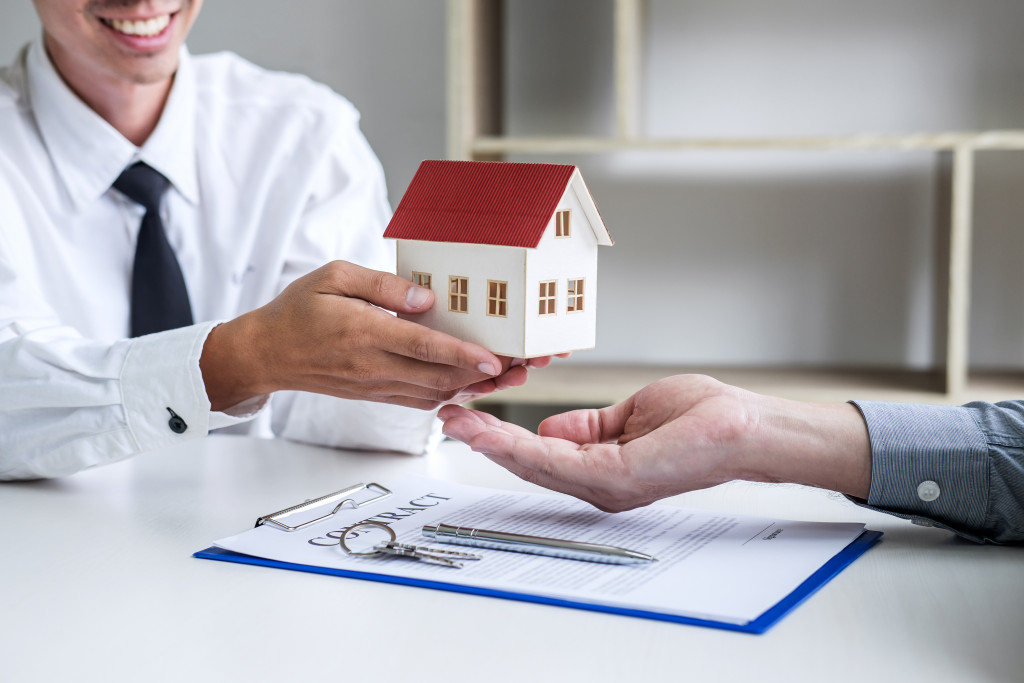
[{"left": 3, "top": 0, "right": 1022, "bottom": 371}]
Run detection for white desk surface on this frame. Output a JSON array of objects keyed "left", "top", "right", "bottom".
[{"left": 2, "top": 435, "right": 1021, "bottom": 683}]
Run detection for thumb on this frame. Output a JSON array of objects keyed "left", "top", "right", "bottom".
[
  {"left": 316, "top": 260, "right": 434, "bottom": 313},
  {"left": 538, "top": 397, "right": 634, "bottom": 445}
]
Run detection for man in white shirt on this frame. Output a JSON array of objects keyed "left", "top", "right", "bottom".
[{"left": 0, "top": 0, "right": 533, "bottom": 479}]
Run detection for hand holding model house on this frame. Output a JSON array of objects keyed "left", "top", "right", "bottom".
[{"left": 384, "top": 160, "right": 614, "bottom": 359}]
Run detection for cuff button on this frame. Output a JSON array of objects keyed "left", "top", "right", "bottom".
[
  {"left": 917, "top": 480, "right": 940, "bottom": 502},
  {"left": 166, "top": 407, "right": 188, "bottom": 434}
]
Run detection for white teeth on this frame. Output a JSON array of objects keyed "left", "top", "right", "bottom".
[{"left": 105, "top": 14, "right": 171, "bottom": 37}]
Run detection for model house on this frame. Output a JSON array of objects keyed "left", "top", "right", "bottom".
[{"left": 383, "top": 160, "right": 614, "bottom": 358}]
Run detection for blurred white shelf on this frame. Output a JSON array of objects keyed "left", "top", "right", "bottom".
[
  {"left": 470, "top": 364, "right": 1024, "bottom": 407},
  {"left": 448, "top": 0, "right": 1024, "bottom": 405},
  {"left": 469, "top": 131, "right": 1024, "bottom": 155}
]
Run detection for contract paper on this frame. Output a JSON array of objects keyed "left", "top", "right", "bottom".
[{"left": 210, "top": 475, "right": 866, "bottom": 626}]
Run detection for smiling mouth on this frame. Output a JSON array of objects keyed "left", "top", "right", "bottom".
[{"left": 100, "top": 14, "right": 173, "bottom": 37}]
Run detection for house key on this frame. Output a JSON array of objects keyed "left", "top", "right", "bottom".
[
  {"left": 339, "top": 521, "right": 481, "bottom": 568},
  {"left": 371, "top": 540, "right": 482, "bottom": 568}
]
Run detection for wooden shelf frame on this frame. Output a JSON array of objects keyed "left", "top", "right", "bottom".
[
  {"left": 469, "top": 364, "right": 1024, "bottom": 408},
  {"left": 447, "top": 0, "right": 1024, "bottom": 405}
]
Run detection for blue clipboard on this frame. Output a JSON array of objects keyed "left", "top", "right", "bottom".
[{"left": 194, "top": 529, "right": 881, "bottom": 634}]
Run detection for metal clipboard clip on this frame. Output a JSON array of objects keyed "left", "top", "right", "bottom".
[{"left": 255, "top": 482, "right": 393, "bottom": 532}]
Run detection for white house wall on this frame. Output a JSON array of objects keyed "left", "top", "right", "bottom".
[
  {"left": 524, "top": 184, "right": 601, "bottom": 357},
  {"left": 396, "top": 240, "right": 528, "bottom": 357}
]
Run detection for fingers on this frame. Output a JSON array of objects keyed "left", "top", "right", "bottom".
[
  {"left": 438, "top": 405, "right": 538, "bottom": 441},
  {"left": 437, "top": 405, "right": 497, "bottom": 443},
  {"left": 440, "top": 408, "right": 559, "bottom": 472},
  {"left": 314, "top": 260, "right": 435, "bottom": 314},
  {"left": 449, "top": 365, "right": 530, "bottom": 403},
  {"left": 438, "top": 407, "right": 536, "bottom": 460},
  {"left": 308, "top": 264, "right": 503, "bottom": 377},
  {"left": 364, "top": 300, "right": 502, "bottom": 377},
  {"left": 290, "top": 371, "right": 459, "bottom": 407},
  {"left": 441, "top": 411, "right": 641, "bottom": 512},
  {"left": 492, "top": 365, "right": 529, "bottom": 390}
]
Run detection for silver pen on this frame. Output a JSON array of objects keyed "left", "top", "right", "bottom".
[{"left": 422, "top": 522, "right": 656, "bottom": 565}]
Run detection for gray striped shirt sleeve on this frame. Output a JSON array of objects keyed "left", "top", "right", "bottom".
[{"left": 847, "top": 399, "right": 1024, "bottom": 544}]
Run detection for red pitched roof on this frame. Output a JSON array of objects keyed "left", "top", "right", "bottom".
[{"left": 383, "top": 160, "right": 577, "bottom": 248}]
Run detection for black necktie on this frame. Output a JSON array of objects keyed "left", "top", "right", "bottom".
[{"left": 114, "top": 161, "right": 193, "bottom": 337}]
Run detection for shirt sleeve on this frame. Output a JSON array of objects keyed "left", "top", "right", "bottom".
[
  {"left": 0, "top": 179, "right": 260, "bottom": 480},
  {"left": 848, "top": 399, "right": 1024, "bottom": 544},
  {"left": 0, "top": 322, "right": 262, "bottom": 481},
  {"left": 260, "top": 98, "right": 442, "bottom": 456}
]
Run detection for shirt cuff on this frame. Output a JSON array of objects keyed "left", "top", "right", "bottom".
[
  {"left": 847, "top": 400, "right": 990, "bottom": 541},
  {"left": 120, "top": 321, "right": 265, "bottom": 451},
  {"left": 209, "top": 393, "right": 269, "bottom": 431}
]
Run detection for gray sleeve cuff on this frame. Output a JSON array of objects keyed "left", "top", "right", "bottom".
[{"left": 848, "top": 400, "right": 990, "bottom": 542}]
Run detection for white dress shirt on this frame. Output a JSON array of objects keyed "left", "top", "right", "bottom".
[{"left": 0, "top": 40, "right": 440, "bottom": 479}]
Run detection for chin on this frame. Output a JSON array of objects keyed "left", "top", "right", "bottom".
[{"left": 112, "top": 53, "right": 181, "bottom": 86}]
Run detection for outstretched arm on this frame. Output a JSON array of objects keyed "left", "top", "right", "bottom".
[{"left": 438, "top": 374, "right": 871, "bottom": 512}]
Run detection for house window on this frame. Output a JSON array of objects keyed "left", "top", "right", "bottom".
[
  {"left": 567, "top": 278, "right": 584, "bottom": 312},
  {"left": 412, "top": 271, "right": 432, "bottom": 289},
  {"left": 555, "top": 209, "right": 571, "bottom": 237},
  {"left": 538, "top": 281, "right": 556, "bottom": 316},
  {"left": 487, "top": 280, "right": 508, "bottom": 317},
  {"left": 449, "top": 276, "right": 469, "bottom": 313}
]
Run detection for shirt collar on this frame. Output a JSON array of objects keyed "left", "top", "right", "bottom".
[
  {"left": 141, "top": 46, "right": 198, "bottom": 205},
  {"left": 26, "top": 38, "right": 199, "bottom": 210}
]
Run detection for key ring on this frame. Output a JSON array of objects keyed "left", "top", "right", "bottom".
[{"left": 339, "top": 521, "right": 395, "bottom": 556}]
